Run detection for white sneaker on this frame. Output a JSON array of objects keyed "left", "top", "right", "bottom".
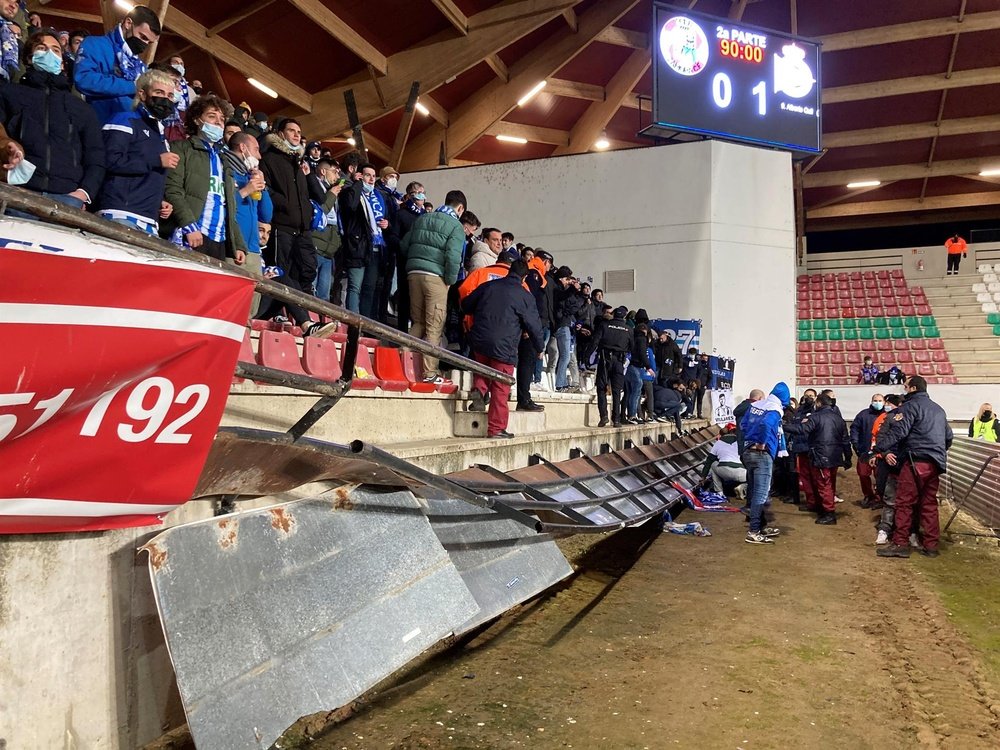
[
  {"left": 909, "top": 532, "right": 922, "bottom": 549},
  {"left": 834, "top": 495, "right": 845, "bottom": 504},
  {"left": 745, "top": 531, "right": 774, "bottom": 545},
  {"left": 762, "top": 527, "right": 781, "bottom": 537},
  {"left": 875, "top": 530, "right": 889, "bottom": 545},
  {"left": 735, "top": 483, "right": 747, "bottom": 501},
  {"left": 529, "top": 382, "right": 543, "bottom": 392}
]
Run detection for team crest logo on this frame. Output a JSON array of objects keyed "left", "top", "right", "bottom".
[
  {"left": 774, "top": 43, "right": 816, "bottom": 98},
  {"left": 660, "top": 16, "right": 709, "bottom": 76}
]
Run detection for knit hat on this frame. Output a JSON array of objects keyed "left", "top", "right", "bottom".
[
  {"left": 770, "top": 382, "right": 791, "bottom": 407},
  {"left": 380, "top": 165, "right": 400, "bottom": 180},
  {"left": 635, "top": 308, "right": 649, "bottom": 324}
]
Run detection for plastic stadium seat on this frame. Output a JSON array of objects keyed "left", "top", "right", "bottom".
[
  {"left": 860, "top": 339, "right": 876, "bottom": 351},
  {"left": 930, "top": 350, "right": 948, "bottom": 363},
  {"left": 900, "top": 306, "right": 916, "bottom": 317},
  {"left": 983, "top": 303, "right": 998, "bottom": 313},
  {"left": 811, "top": 319, "right": 826, "bottom": 330},
  {"left": 993, "top": 293, "right": 1000, "bottom": 303},
  {"left": 850, "top": 280, "right": 863, "bottom": 290},
  {"left": 232, "top": 329, "right": 257, "bottom": 384},
  {"left": 831, "top": 364, "right": 848, "bottom": 378},
  {"left": 829, "top": 352, "right": 847, "bottom": 366},
  {"left": 914, "top": 305, "right": 931, "bottom": 316},
  {"left": 823, "top": 273, "right": 835, "bottom": 282},
  {"left": 813, "top": 352, "right": 829, "bottom": 365},
  {"left": 913, "top": 351, "right": 930, "bottom": 363},
  {"left": 301, "top": 337, "right": 342, "bottom": 381},
  {"left": 907, "top": 327, "right": 923, "bottom": 338},
  {"left": 986, "top": 273, "right": 999, "bottom": 283},
  {"left": 257, "top": 331, "right": 308, "bottom": 376},
  {"left": 876, "top": 328, "right": 892, "bottom": 339},
  {"left": 910, "top": 339, "right": 927, "bottom": 350},
  {"left": 885, "top": 306, "right": 900, "bottom": 317},
  {"left": 372, "top": 347, "right": 410, "bottom": 392},
  {"left": 845, "top": 340, "right": 860, "bottom": 351},
  {"left": 798, "top": 318, "right": 811, "bottom": 329},
  {"left": 828, "top": 319, "right": 843, "bottom": 330},
  {"left": 860, "top": 328, "right": 875, "bottom": 340},
  {"left": 812, "top": 341, "right": 829, "bottom": 352},
  {"left": 829, "top": 341, "right": 844, "bottom": 352},
  {"left": 936, "top": 363, "right": 954, "bottom": 376},
  {"left": 994, "top": 324, "right": 1000, "bottom": 336},
  {"left": 917, "top": 363, "right": 935, "bottom": 376},
  {"left": 903, "top": 315, "right": 919, "bottom": 327},
  {"left": 799, "top": 365, "right": 814, "bottom": 380},
  {"left": 348, "top": 344, "right": 383, "bottom": 390},
  {"left": 887, "top": 316, "right": 902, "bottom": 328},
  {"left": 799, "top": 352, "right": 813, "bottom": 365},
  {"left": 842, "top": 319, "right": 858, "bottom": 331},
  {"left": 872, "top": 317, "right": 887, "bottom": 329},
  {"left": 843, "top": 329, "right": 858, "bottom": 340},
  {"left": 850, "top": 271, "right": 862, "bottom": 280},
  {"left": 797, "top": 341, "right": 813, "bottom": 352},
  {"left": 877, "top": 340, "right": 893, "bottom": 352},
  {"left": 920, "top": 318, "right": 934, "bottom": 328},
  {"left": 828, "top": 329, "right": 843, "bottom": 341},
  {"left": 798, "top": 330, "right": 812, "bottom": 342},
  {"left": 977, "top": 293, "right": 992, "bottom": 303},
  {"left": 923, "top": 326, "right": 940, "bottom": 337},
  {"left": 403, "top": 351, "right": 458, "bottom": 393},
  {"left": 974, "top": 283, "right": 988, "bottom": 294},
  {"left": 928, "top": 338, "right": 944, "bottom": 350},
  {"left": 978, "top": 264, "right": 993, "bottom": 274},
  {"left": 869, "top": 306, "right": 886, "bottom": 317},
  {"left": 876, "top": 270, "right": 889, "bottom": 279},
  {"left": 847, "top": 351, "right": 862, "bottom": 365},
  {"left": 813, "top": 330, "right": 828, "bottom": 341},
  {"left": 893, "top": 339, "right": 909, "bottom": 351},
  {"left": 815, "top": 365, "right": 831, "bottom": 379},
  {"left": 990, "top": 283, "right": 1000, "bottom": 293},
  {"left": 862, "top": 270, "right": 875, "bottom": 280},
  {"left": 836, "top": 272, "right": 848, "bottom": 281},
  {"left": 890, "top": 269, "right": 904, "bottom": 278},
  {"left": 897, "top": 351, "right": 913, "bottom": 364},
  {"left": 857, "top": 318, "right": 872, "bottom": 329}
]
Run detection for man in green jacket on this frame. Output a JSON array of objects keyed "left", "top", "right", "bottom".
[
  {"left": 163, "top": 94, "right": 246, "bottom": 264},
  {"left": 400, "top": 189, "right": 468, "bottom": 384}
]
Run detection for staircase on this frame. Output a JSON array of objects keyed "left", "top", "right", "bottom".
[{"left": 919, "top": 275, "right": 1000, "bottom": 382}]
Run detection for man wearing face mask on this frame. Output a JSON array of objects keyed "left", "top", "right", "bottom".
[
  {"left": 785, "top": 393, "right": 852, "bottom": 525},
  {"left": 0, "top": 29, "right": 104, "bottom": 210},
  {"left": 393, "top": 181, "right": 426, "bottom": 331},
  {"left": 74, "top": 5, "right": 160, "bottom": 124},
  {"left": 339, "top": 163, "right": 387, "bottom": 317},
  {"left": 162, "top": 95, "right": 246, "bottom": 266},
  {"left": 820, "top": 388, "right": 847, "bottom": 502},
  {"left": 373, "top": 166, "right": 403, "bottom": 322},
  {"left": 850, "top": 393, "right": 885, "bottom": 509},
  {"left": 98, "top": 68, "right": 179, "bottom": 235},
  {"left": 223, "top": 131, "right": 272, "bottom": 315},
  {"left": 306, "top": 157, "right": 344, "bottom": 304}
]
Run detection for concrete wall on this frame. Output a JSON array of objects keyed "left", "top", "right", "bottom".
[{"left": 408, "top": 140, "right": 797, "bottom": 396}]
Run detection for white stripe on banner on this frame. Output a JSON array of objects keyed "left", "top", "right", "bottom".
[
  {"left": 0, "top": 498, "right": 181, "bottom": 517},
  {"left": 0, "top": 303, "right": 244, "bottom": 342}
]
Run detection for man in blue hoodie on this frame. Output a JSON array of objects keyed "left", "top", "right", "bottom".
[{"left": 739, "top": 382, "right": 791, "bottom": 544}]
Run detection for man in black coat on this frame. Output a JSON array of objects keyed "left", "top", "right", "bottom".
[
  {"left": 592, "top": 305, "right": 631, "bottom": 427},
  {"left": 654, "top": 330, "right": 683, "bottom": 385},
  {"left": 850, "top": 394, "right": 885, "bottom": 508},
  {"left": 462, "top": 260, "right": 544, "bottom": 439},
  {"left": 786, "top": 393, "right": 851, "bottom": 525}
]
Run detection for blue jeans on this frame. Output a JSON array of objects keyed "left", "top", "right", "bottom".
[
  {"left": 534, "top": 327, "right": 550, "bottom": 382},
  {"left": 346, "top": 250, "right": 379, "bottom": 316},
  {"left": 315, "top": 255, "right": 334, "bottom": 302},
  {"left": 625, "top": 365, "right": 643, "bottom": 417},
  {"left": 554, "top": 325, "right": 572, "bottom": 388},
  {"left": 742, "top": 449, "right": 774, "bottom": 533}
]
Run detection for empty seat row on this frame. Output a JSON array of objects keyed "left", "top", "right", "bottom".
[
  {"left": 797, "top": 362, "right": 953, "bottom": 380},
  {"left": 800, "top": 349, "right": 950, "bottom": 366},
  {"left": 800, "top": 316, "right": 935, "bottom": 329},
  {"left": 797, "top": 269, "right": 904, "bottom": 283},
  {"left": 799, "top": 327, "right": 939, "bottom": 341},
  {"left": 798, "top": 338, "right": 945, "bottom": 353}
]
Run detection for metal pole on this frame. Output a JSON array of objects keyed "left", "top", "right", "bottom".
[{"left": 0, "top": 184, "right": 514, "bottom": 385}]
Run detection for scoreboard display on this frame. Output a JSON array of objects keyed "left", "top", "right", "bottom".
[{"left": 650, "top": 3, "right": 822, "bottom": 153}]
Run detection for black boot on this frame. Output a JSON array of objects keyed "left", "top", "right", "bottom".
[{"left": 815, "top": 511, "right": 837, "bottom": 525}]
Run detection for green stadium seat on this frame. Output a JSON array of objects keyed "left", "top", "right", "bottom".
[
  {"left": 890, "top": 327, "right": 906, "bottom": 338},
  {"left": 860, "top": 328, "right": 875, "bottom": 340},
  {"left": 813, "top": 330, "right": 827, "bottom": 341},
  {"left": 923, "top": 326, "right": 940, "bottom": 338},
  {"left": 920, "top": 316, "right": 935, "bottom": 326},
  {"left": 994, "top": 324, "right": 1000, "bottom": 336},
  {"left": 842, "top": 319, "right": 857, "bottom": 329},
  {"left": 907, "top": 327, "right": 923, "bottom": 338},
  {"left": 858, "top": 318, "right": 872, "bottom": 329},
  {"left": 828, "top": 329, "right": 843, "bottom": 341},
  {"left": 827, "top": 319, "right": 842, "bottom": 330},
  {"left": 812, "top": 320, "right": 827, "bottom": 330},
  {"left": 798, "top": 319, "right": 811, "bottom": 330},
  {"left": 988, "top": 313, "right": 1000, "bottom": 326},
  {"left": 903, "top": 316, "right": 919, "bottom": 328},
  {"left": 876, "top": 328, "right": 891, "bottom": 339},
  {"left": 872, "top": 318, "right": 888, "bottom": 329},
  {"left": 889, "top": 317, "right": 903, "bottom": 328},
  {"left": 844, "top": 328, "right": 858, "bottom": 340},
  {"left": 799, "top": 329, "right": 812, "bottom": 341}
]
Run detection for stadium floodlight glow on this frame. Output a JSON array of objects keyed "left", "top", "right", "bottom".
[
  {"left": 594, "top": 131, "right": 611, "bottom": 150},
  {"left": 846, "top": 180, "right": 881, "bottom": 189},
  {"left": 979, "top": 168, "right": 1000, "bottom": 177},
  {"left": 415, "top": 101, "right": 430, "bottom": 116},
  {"left": 114, "top": 0, "right": 135, "bottom": 11},
  {"left": 248, "top": 78, "right": 278, "bottom": 99},
  {"left": 517, "top": 81, "right": 546, "bottom": 107},
  {"left": 496, "top": 134, "right": 528, "bottom": 144}
]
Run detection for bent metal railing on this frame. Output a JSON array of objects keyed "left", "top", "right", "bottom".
[{"left": 943, "top": 436, "right": 1000, "bottom": 540}]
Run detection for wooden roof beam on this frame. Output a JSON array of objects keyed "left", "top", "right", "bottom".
[
  {"left": 206, "top": 0, "right": 277, "bottom": 36},
  {"left": 562, "top": 8, "right": 578, "bottom": 31},
  {"left": 820, "top": 9, "right": 1000, "bottom": 52},
  {"left": 595, "top": 25, "right": 647, "bottom": 49},
  {"left": 544, "top": 78, "right": 605, "bottom": 101},
  {"left": 824, "top": 114, "right": 1000, "bottom": 149},
  {"left": 804, "top": 157, "right": 997, "bottom": 189},
  {"left": 163, "top": 7, "right": 313, "bottom": 111},
  {"left": 552, "top": 49, "right": 649, "bottom": 156},
  {"left": 824, "top": 66, "right": 1000, "bottom": 104},
  {"left": 287, "top": 0, "right": 387, "bottom": 75},
  {"left": 26, "top": 2, "right": 101, "bottom": 25},
  {"left": 431, "top": 0, "right": 469, "bottom": 34},
  {"left": 807, "top": 191, "right": 1000, "bottom": 220},
  {"left": 417, "top": 95, "right": 449, "bottom": 127},
  {"left": 468, "top": 0, "right": 580, "bottom": 31},
  {"left": 485, "top": 121, "right": 570, "bottom": 146},
  {"left": 485, "top": 54, "right": 510, "bottom": 83}
]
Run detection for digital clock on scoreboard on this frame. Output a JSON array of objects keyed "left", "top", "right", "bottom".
[{"left": 647, "top": 3, "right": 822, "bottom": 153}]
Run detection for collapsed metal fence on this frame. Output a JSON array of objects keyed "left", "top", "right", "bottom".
[{"left": 943, "top": 436, "right": 1000, "bottom": 540}]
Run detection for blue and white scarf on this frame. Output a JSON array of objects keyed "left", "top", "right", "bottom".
[
  {"left": 113, "top": 25, "right": 146, "bottom": 82},
  {"left": 435, "top": 205, "right": 459, "bottom": 220},
  {"left": 0, "top": 22, "right": 18, "bottom": 81},
  {"left": 177, "top": 140, "right": 226, "bottom": 245},
  {"left": 365, "top": 188, "right": 386, "bottom": 248}
]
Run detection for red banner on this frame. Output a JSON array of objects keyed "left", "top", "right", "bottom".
[{"left": 0, "top": 222, "right": 255, "bottom": 533}]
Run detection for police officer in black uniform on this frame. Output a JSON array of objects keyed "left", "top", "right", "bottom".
[{"left": 593, "top": 305, "right": 631, "bottom": 427}]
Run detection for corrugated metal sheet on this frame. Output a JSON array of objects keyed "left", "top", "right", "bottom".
[{"left": 945, "top": 437, "right": 1000, "bottom": 529}]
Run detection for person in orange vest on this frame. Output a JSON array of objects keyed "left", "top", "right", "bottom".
[
  {"left": 945, "top": 233, "right": 967, "bottom": 275},
  {"left": 457, "top": 249, "right": 514, "bottom": 330}
]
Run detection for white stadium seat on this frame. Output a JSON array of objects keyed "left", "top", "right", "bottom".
[
  {"left": 993, "top": 292, "right": 1000, "bottom": 303},
  {"left": 973, "top": 283, "right": 987, "bottom": 293},
  {"left": 979, "top": 264, "right": 993, "bottom": 273},
  {"left": 983, "top": 302, "right": 999, "bottom": 313},
  {"left": 984, "top": 273, "right": 999, "bottom": 283},
  {"left": 977, "top": 293, "right": 992, "bottom": 303},
  {"left": 990, "top": 282, "right": 1000, "bottom": 293}
]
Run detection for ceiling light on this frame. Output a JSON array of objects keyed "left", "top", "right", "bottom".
[
  {"left": 517, "top": 81, "right": 546, "bottom": 107},
  {"left": 846, "top": 180, "right": 881, "bottom": 189},
  {"left": 496, "top": 134, "right": 528, "bottom": 144},
  {"left": 594, "top": 131, "right": 610, "bottom": 150},
  {"left": 247, "top": 78, "right": 278, "bottom": 98},
  {"left": 114, "top": 0, "right": 135, "bottom": 11},
  {"left": 415, "top": 101, "right": 430, "bottom": 116},
  {"left": 979, "top": 168, "right": 1000, "bottom": 177},
  {"left": 347, "top": 137, "right": 356, "bottom": 146}
]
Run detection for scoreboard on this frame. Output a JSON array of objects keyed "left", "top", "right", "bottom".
[{"left": 648, "top": 3, "right": 822, "bottom": 153}]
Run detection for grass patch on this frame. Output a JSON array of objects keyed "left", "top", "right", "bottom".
[{"left": 792, "top": 636, "right": 835, "bottom": 664}]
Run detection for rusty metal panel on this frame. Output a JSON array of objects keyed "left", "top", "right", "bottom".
[
  {"left": 422, "top": 492, "right": 573, "bottom": 636},
  {"left": 946, "top": 437, "right": 1000, "bottom": 527},
  {"left": 143, "top": 487, "right": 479, "bottom": 750}
]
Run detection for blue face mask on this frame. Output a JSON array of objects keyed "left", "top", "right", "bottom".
[
  {"left": 361, "top": 182, "right": 374, "bottom": 194},
  {"left": 415, "top": 192, "right": 426, "bottom": 201},
  {"left": 200, "top": 121, "right": 224, "bottom": 143},
  {"left": 871, "top": 401, "right": 884, "bottom": 411},
  {"left": 31, "top": 49, "right": 63, "bottom": 76}
]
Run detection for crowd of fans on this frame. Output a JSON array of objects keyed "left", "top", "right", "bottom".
[{"left": 0, "top": 4, "right": 717, "bottom": 440}]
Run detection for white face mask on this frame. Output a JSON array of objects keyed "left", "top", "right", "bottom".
[
  {"left": 243, "top": 153, "right": 259, "bottom": 171},
  {"left": 7, "top": 158, "right": 36, "bottom": 185},
  {"left": 385, "top": 177, "right": 398, "bottom": 190}
]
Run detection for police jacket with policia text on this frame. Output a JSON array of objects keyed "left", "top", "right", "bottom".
[
  {"left": 592, "top": 315, "right": 630, "bottom": 354},
  {"left": 874, "top": 391, "right": 953, "bottom": 473},
  {"left": 786, "top": 405, "right": 851, "bottom": 469}
]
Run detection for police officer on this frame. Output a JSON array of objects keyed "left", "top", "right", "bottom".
[
  {"left": 593, "top": 305, "right": 630, "bottom": 427},
  {"left": 875, "top": 376, "right": 953, "bottom": 558},
  {"left": 850, "top": 393, "right": 885, "bottom": 508},
  {"left": 787, "top": 393, "right": 851, "bottom": 525}
]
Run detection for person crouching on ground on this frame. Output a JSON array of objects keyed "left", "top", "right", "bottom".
[
  {"left": 739, "top": 382, "right": 791, "bottom": 545},
  {"left": 461, "top": 259, "right": 544, "bottom": 439},
  {"left": 700, "top": 423, "right": 747, "bottom": 501}
]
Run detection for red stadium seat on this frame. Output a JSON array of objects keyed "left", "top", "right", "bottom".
[
  {"left": 799, "top": 353, "right": 813, "bottom": 365},
  {"left": 831, "top": 364, "right": 848, "bottom": 378},
  {"left": 847, "top": 351, "right": 862, "bottom": 365},
  {"left": 829, "top": 352, "right": 846, "bottom": 365},
  {"left": 910, "top": 339, "right": 927, "bottom": 350},
  {"left": 927, "top": 339, "right": 944, "bottom": 350},
  {"left": 348, "top": 343, "right": 383, "bottom": 390},
  {"left": 799, "top": 365, "right": 815, "bottom": 380},
  {"left": 885, "top": 306, "right": 900, "bottom": 317},
  {"left": 876, "top": 270, "right": 889, "bottom": 279},
  {"left": 862, "top": 271, "right": 876, "bottom": 280},
  {"left": 931, "top": 350, "right": 949, "bottom": 363},
  {"left": 913, "top": 351, "right": 930, "bottom": 363},
  {"left": 401, "top": 351, "right": 458, "bottom": 393},
  {"left": 936, "top": 363, "right": 954, "bottom": 375},
  {"left": 373, "top": 347, "right": 410, "bottom": 392},
  {"left": 812, "top": 341, "right": 829, "bottom": 352},
  {"left": 814, "top": 352, "right": 830, "bottom": 365},
  {"left": 850, "top": 280, "right": 863, "bottom": 289},
  {"left": 845, "top": 340, "right": 860, "bottom": 351},
  {"left": 893, "top": 339, "right": 909, "bottom": 351},
  {"left": 900, "top": 306, "right": 916, "bottom": 316},
  {"left": 860, "top": 339, "right": 876, "bottom": 352},
  {"left": 302, "top": 337, "right": 342, "bottom": 381},
  {"left": 897, "top": 351, "right": 913, "bottom": 364},
  {"left": 233, "top": 329, "right": 257, "bottom": 384},
  {"left": 829, "top": 341, "right": 844, "bottom": 352},
  {"left": 916, "top": 304, "right": 932, "bottom": 315},
  {"left": 815, "top": 365, "right": 831, "bottom": 379},
  {"left": 917, "top": 363, "right": 935, "bottom": 376},
  {"left": 841, "top": 307, "right": 854, "bottom": 317},
  {"left": 850, "top": 271, "right": 862, "bottom": 280},
  {"left": 797, "top": 341, "right": 813, "bottom": 352},
  {"left": 256, "top": 331, "right": 308, "bottom": 376},
  {"left": 823, "top": 273, "right": 835, "bottom": 282},
  {"left": 890, "top": 269, "right": 904, "bottom": 278},
  {"left": 836, "top": 272, "right": 849, "bottom": 281}
]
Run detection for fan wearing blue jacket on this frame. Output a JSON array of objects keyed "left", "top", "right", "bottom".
[
  {"left": 739, "top": 382, "right": 791, "bottom": 545},
  {"left": 97, "top": 68, "right": 178, "bottom": 234},
  {"left": 74, "top": 5, "right": 160, "bottom": 124}
]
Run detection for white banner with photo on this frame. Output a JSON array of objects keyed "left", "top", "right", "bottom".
[{"left": 710, "top": 389, "right": 736, "bottom": 425}]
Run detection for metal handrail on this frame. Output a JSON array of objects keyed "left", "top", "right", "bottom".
[{"left": 0, "top": 183, "right": 514, "bottom": 385}]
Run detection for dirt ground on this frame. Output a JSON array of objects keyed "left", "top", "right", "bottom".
[{"left": 297, "top": 470, "right": 1000, "bottom": 750}]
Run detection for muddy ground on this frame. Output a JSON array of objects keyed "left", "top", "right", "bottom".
[{"left": 296, "top": 470, "right": 1000, "bottom": 750}]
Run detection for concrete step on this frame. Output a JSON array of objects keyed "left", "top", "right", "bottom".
[
  {"left": 453, "top": 403, "right": 546, "bottom": 437},
  {"left": 938, "top": 337, "right": 1000, "bottom": 351},
  {"left": 945, "top": 350, "right": 1000, "bottom": 363}
]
